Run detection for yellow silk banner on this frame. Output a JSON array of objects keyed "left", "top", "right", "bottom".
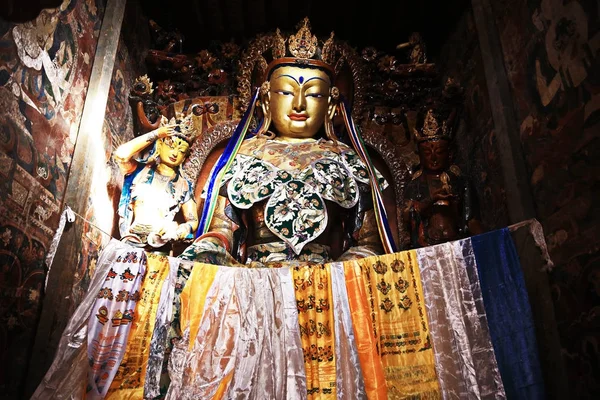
[
  {"left": 293, "top": 265, "right": 337, "bottom": 399},
  {"left": 354, "top": 250, "right": 441, "bottom": 399},
  {"left": 179, "top": 263, "right": 219, "bottom": 349},
  {"left": 106, "top": 253, "right": 170, "bottom": 399}
]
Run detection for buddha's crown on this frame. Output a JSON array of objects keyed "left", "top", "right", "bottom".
[
  {"left": 262, "top": 17, "right": 336, "bottom": 78},
  {"left": 237, "top": 17, "right": 366, "bottom": 115}
]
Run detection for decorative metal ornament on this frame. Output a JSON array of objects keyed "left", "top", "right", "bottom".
[
  {"left": 414, "top": 109, "right": 451, "bottom": 142},
  {"left": 288, "top": 17, "right": 318, "bottom": 59},
  {"left": 159, "top": 111, "right": 198, "bottom": 143},
  {"left": 133, "top": 74, "right": 154, "bottom": 95}
]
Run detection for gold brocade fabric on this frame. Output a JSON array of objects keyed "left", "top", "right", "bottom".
[
  {"left": 354, "top": 251, "right": 441, "bottom": 399},
  {"left": 106, "top": 253, "right": 170, "bottom": 399},
  {"left": 293, "top": 265, "right": 337, "bottom": 399}
]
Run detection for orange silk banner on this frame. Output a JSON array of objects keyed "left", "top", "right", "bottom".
[
  {"left": 293, "top": 264, "right": 337, "bottom": 399},
  {"left": 106, "top": 253, "right": 170, "bottom": 399},
  {"left": 353, "top": 250, "right": 441, "bottom": 399},
  {"left": 344, "top": 261, "right": 388, "bottom": 399}
]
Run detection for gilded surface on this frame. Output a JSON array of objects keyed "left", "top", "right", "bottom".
[{"left": 216, "top": 137, "right": 386, "bottom": 255}]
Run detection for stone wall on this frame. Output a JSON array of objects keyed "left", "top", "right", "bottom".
[
  {"left": 442, "top": 0, "right": 600, "bottom": 397},
  {"left": 492, "top": 0, "right": 600, "bottom": 396}
]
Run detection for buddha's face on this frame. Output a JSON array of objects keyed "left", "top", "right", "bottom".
[
  {"left": 265, "top": 65, "right": 332, "bottom": 139},
  {"left": 158, "top": 136, "right": 189, "bottom": 168},
  {"left": 418, "top": 139, "right": 450, "bottom": 172}
]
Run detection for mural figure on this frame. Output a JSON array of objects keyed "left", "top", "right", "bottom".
[
  {"left": 113, "top": 112, "right": 198, "bottom": 249},
  {"left": 181, "top": 18, "right": 396, "bottom": 266}
]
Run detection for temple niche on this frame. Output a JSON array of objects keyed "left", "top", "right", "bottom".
[{"left": 0, "top": 0, "right": 598, "bottom": 399}]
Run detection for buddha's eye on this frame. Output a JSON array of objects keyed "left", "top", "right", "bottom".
[
  {"left": 306, "top": 93, "right": 324, "bottom": 98},
  {"left": 275, "top": 90, "right": 293, "bottom": 96}
]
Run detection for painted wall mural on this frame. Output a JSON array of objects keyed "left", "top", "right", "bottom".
[
  {"left": 0, "top": 0, "right": 104, "bottom": 397},
  {"left": 67, "top": 1, "right": 151, "bottom": 309},
  {"left": 491, "top": 0, "right": 600, "bottom": 397}
]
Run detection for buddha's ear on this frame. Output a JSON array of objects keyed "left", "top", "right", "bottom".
[
  {"left": 260, "top": 81, "right": 271, "bottom": 118},
  {"left": 257, "top": 81, "right": 272, "bottom": 136},
  {"left": 327, "top": 86, "right": 340, "bottom": 121},
  {"left": 325, "top": 86, "right": 341, "bottom": 143}
]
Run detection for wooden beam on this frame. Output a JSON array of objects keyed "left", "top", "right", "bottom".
[
  {"left": 24, "top": 0, "right": 126, "bottom": 396},
  {"left": 471, "top": 0, "right": 535, "bottom": 223}
]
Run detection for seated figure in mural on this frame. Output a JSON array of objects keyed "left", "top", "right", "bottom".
[
  {"left": 113, "top": 113, "right": 199, "bottom": 248},
  {"left": 403, "top": 108, "right": 482, "bottom": 247},
  {"left": 181, "top": 19, "right": 396, "bottom": 266}
]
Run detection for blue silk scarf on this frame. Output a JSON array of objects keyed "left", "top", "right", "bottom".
[{"left": 472, "top": 228, "right": 546, "bottom": 399}]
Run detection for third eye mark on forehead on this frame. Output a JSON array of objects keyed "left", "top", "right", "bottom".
[{"left": 275, "top": 74, "right": 329, "bottom": 86}]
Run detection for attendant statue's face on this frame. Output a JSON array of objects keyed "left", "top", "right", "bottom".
[
  {"left": 418, "top": 139, "right": 450, "bottom": 172},
  {"left": 157, "top": 136, "right": 189, "bottom": 168},
  {"left": 264, "top": 65, "right": 333, "bottom": 139}
]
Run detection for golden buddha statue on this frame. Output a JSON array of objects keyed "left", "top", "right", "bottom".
[
  {"left": 180, "top": 18, "right": 396, "bottom": 265},
  {"left": 113, "top": 112, "right": 199, "bottom": 248},
  {"left": 403, "top": 108, "right": 482, "bottom": 247}
]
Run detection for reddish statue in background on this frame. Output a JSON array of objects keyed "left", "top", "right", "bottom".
[{"left": 403, "top": 107, "right": 482, "bottom": 247}]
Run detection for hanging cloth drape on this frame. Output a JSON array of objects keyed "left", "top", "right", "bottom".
[
  {"left": 471, "top": 229, "right": 546, "bottom": 399},
  {"left": 416, "top": 239, "right": 506, "bottom": 399}
]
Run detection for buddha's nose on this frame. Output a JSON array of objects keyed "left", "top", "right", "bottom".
[{"left": 292, "top": 91, "right": 306, "bottom": 111}]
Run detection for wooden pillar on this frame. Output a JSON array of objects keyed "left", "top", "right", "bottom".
[
  {"left": 471, "top": 1, "right": 568, "bottom": 398},
  {"left": 471, "top": 0, "right": 535, "bottom": 223},
  {"left": 25, "top": 0, "right": 126, "bottom": 396}
]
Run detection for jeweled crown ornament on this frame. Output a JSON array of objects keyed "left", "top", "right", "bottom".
[
  {"left": 414, "top": 108, "right": 451, "bottom": 143},
  {"left": 260, "top": 17, "right": 337, "bottom": 79},
  {"left": 288, "top": 18, "right": 318, "bottom": 59},
  {"left": 159, "top": 111, "right": 197, "bottom": 143}
]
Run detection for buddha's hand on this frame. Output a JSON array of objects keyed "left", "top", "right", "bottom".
[
  {"left": 156, "top": 221, "right": 179, "bottom": 241},
  {"left": 431, "top": 190, "right": 457, "bottom": 202},
  {"left": 175, "top": 223, "right": 193, "bottom": 240}
]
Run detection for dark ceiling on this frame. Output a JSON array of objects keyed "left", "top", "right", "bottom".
[
  {"left": 139, "top": 0, "right": 471, "bottom": 60},
  {"left": 1, "top": 0, "right": 471, "bottom": 60}
]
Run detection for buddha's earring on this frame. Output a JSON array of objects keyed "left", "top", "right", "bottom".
[
  {"left": 325, "top": 86, "right": 340, "bottom": 143},
  {"left": 257, "top": 81, "right": 271, "bottom": 138}
]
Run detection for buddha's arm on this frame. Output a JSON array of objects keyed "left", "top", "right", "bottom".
[
  {"left": 178, "top": 194, "right": 241, "bottom": 266},
  {"left": 176, "top": 198, "right": 199, "bottom": 239},
  {"left": 337, "top": 208, "right": 384, "bottom": 261}
]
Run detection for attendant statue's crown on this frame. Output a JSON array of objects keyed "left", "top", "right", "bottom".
[
  {"left": 414, "top": 108, "right": 452, "bottom": 143},
  {"left": 159, "top": 111, "right": 197, "bottom": 144}
]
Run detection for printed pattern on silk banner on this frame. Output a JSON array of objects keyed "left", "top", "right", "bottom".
[{"left": 354, "top": 251, "right": 441, "bottom": 399}]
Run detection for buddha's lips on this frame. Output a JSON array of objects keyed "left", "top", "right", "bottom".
[
  {"left": 288, "top": 113, "right": 308, "bottom": 121},
  {"left": 169, "top": 155, "right": 177, "bottom": 162}
]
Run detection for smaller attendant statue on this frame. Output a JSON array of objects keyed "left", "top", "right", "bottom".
[
  {"left": 403, "top": 108, "right": 482, "bottom": 248},
  {"left": 113, "top": 112, "right": 199, "bottom": 249}
]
